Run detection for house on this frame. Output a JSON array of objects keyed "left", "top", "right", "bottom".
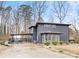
[{"left": 29, "top": 22, "right": 70, "bottom": 44}]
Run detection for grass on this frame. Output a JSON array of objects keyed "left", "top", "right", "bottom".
[
  {"left": 0, "top": 35, "right": 11, "bottom": 41},
  {"left": 44, "top": 42, "right": 50, "bottom": 46},
  {"left": 43, "top": 41, "right": 79, "bottom": 57},
  {"left": 49, "top": 44, "right": 79, "bottom": 56},
  {"left": 59, "top": 50, "right": 63, "bottom": 53},
  {"left": 52, "top": 41, "right": 58, "bottom": 45}
]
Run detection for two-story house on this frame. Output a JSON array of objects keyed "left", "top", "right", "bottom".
[{"left": 29, "top": 22, "right": 70, "bottom": 44}]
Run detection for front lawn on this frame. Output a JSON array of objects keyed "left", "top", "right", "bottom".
[
  {"left": 44, "top": 43, "right": 79, "bottom": 57},
  {"left": 52, "top": 44, "right": 79, "bottom": 55}
]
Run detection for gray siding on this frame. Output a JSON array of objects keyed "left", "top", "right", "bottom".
[
  {"left": 32, "top": 27, "right": 37, "bottom": 43},
  {"left": 36, "top": 24, "right": 69, "bottom": 43}
]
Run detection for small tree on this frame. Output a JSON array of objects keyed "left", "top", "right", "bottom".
[{"left": 71, "top": 10, "right": 79, "bottom": 43}]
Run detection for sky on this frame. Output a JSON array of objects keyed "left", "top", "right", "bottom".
[
  {"left": 1, "top": 1, "right": 79, "bottom": 29},
  {"left": 5, "top": 1, "right": 31, "bottom": 7}
]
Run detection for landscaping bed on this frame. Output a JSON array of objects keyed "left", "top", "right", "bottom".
[
  {"left": 52, "top": 44, "right": 79, "bottom": 55},
  {"left": 43, "top": 43, "right": 79, "bottom": 58}
]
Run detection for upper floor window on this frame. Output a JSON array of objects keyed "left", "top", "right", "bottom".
[
  {"left": 43, "top": 24, "right": 56, "bottom": 28},
  {"left": 52, "top": 25, "right": 56, "bottom": 28},
  {"left": 44, "top": 24, "right": 51, "bottom": 27}
]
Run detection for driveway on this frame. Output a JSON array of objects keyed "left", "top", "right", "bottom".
[{"left": 0, "top": 43, "right": 74, "bottom": 58}]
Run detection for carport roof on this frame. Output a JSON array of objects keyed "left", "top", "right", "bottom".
[{"left": 11, "top": 33, "right": 33, "bottom": 36}]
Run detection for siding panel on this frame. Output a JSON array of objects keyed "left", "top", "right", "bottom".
[{"left": 37, "top": 24, "right": 69, "bottom": 43}]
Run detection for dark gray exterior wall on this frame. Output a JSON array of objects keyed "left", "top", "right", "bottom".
[
  {"left": 36, "top": 24, "right": 69, "bottom": 43},
  {"left": 33, "top": 27, "right": 37, "bottom": 42},
  {"left": 29, "top": 27, "right": 37, "bottom": 43}
]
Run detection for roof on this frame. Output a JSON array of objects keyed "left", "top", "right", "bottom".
[
  {"left": 29, "top": 22, "right": 71, "bottom": 29},
  {"left": 11, "top": 33, "right": 33, "bottom": 36},
  {"left": 29, "top": 25, "right": 36, "bottom": 29},
  {"left": 36, "top": 22, "right": 70, "bottom": 26}
]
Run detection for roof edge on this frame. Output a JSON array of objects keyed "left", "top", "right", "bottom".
[
  {"left": 36, "top": 22, "right": 71, "bottom": 26},
  {"left": 29, "top": 22, "right": 71, "bottom": 29}
]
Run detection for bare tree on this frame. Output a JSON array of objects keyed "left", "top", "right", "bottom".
[
  {"left": 32, "top": 1, "right": 47, "bottom": 23},
  {"left": 4, "top": 6, "right": 12, "bottom": 34},
  {"left": 13, "top": 8, "right": 20, "bottom": 34},
  {"left": 51, "top": 1, "right": 69, "bottom": 23},
  {"left": 0, "top": 1, "right": 4, "bottom": 10},
  {"left": 0, "top": 1, "right": 5, "bottom": 21},
  {"left": 0, "top": 1, "right": 6, "bottom": 35},
  {"left": 71, "top": 10, "right": 79, "bottom": 43}
]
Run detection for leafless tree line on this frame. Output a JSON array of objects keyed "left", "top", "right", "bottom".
[
  {"left": 0, "top": 1, "right": 70, "bottom": 34},
  {"left": 0, "top": 1, "right": 79, "bottom": 42}
]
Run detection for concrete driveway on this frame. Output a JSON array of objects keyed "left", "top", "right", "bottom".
[{"left": 0, "top": 43, "right": 74, "bottom": 58}]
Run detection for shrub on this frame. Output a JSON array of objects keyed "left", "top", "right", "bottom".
[
  {"left": 52, "top": 41, "right": 57, "bottom": 45},
  {"left": 59, "top": 50, "right": 63, "bottom": 53},
  {"left": 49, "top": 46, "right": 51, "bottom": 48},
  {"left": 70, "top": 40, "right": 75, "bottom": 44},
  {"left": 59, "top": 41, "right": 63, "bottom": 45},
  {"left": 44, "top": 42, "right": 50, "bottom": 46}
]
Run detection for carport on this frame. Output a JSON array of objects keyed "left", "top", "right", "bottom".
[{"left": 10, "top": 34, "right": 33, "bottom": 43}]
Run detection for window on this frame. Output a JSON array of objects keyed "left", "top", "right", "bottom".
[
  {"left": 42, "top": 34, "right": 46, "bottom": 43},
  {"left": 43, "top": 24, "right": 51, "bottom": 27},
  {"left": 43, "top": 24, "right": 56, "bottom": 28},
  {"left": 52, "top": 25, "right": 56, "bottom": 28},
  {"left": 42, "top": 34, "right": 60, "bottom": 44},
  {"left": 51, "top": 34, "right": 55, "bottom": 41},
  {"left": 47, "top": 34, "right": 51, "bottom": 42},
  {"left": 50, "top": 34, "right": 60, "bottom": 42},
  {"left": 54, "top": 35, "right": 60, "bottom": 42}
]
